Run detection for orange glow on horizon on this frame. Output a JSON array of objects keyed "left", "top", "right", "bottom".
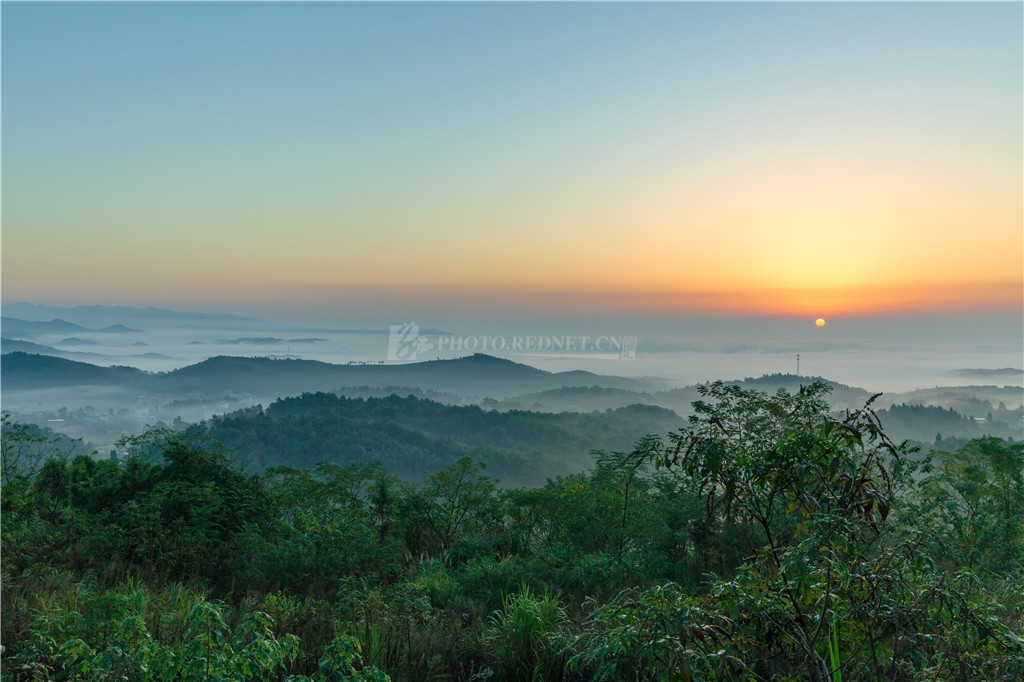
[{"left": 223, "top": 278, "right": 1023, "bottom": 319}]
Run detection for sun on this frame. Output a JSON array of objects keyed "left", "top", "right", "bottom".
[{"left": 815, "top": 318, "right": 827, "bottom": 327}]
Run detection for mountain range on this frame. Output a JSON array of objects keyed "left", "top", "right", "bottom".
[
  {"left": 0, "top": 351, "right": 668, "bottom": 398},
  {"left": 1, "top": 317, "right": 141, "bottom": 338},
  {"left": 2, "top": 303, "right": 261, "bottom": 329}
]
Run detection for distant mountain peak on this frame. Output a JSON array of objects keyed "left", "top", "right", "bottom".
[
  {"left": 430, "top": 353, "right": 551, "bottom": 376},
  {"left": 458, "top": 353, "right": 532, "bottom": 365},
  {"left": 1, "top": 317, "right": 89, "bottom": 338},
  {"left": 98, "top": 324, "right": 142, "bottom": 333}
]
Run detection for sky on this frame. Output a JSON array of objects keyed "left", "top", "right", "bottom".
[{"left": 2, "top": 2, "right": 1022, "bottom": 323}]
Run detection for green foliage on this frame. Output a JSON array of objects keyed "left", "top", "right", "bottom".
[
  {"left": 612, "top": 382, "right": 1024, "bottom": 680},
  {"left": 485, "top": 585, "right": 568, "bottom": 682},
  {"left": 877, "top": 403, "right": 981, "bottom": 443},
  {"left": 287, "top": 636, "right": 390, "bottom": 681},
  {"left": 259, "top": 463, "right": 386, "bottom": 595},
  {"left": 6, "top": 577, "right": 298, "bottom": 681},
  {"left": 1, "top": 413, "right": 91, "bottom": 485},
  {"left": 916, "top": 437, "right": 1024, "bottom": 572},
  {"left": 401, "top": 458, "right": 501, "bottom": 563},
  {"left": 205, "top": 392, "right": 680, "bottom": 486},
  {"left": 3, "top": 390, "right": 1022, "bottom": 682},
  {"left": 569, "top": 582, "right": 736, "bottom": 682}
]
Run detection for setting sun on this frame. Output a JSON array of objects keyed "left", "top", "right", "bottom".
[{"left": 815, "top": 318, "right": 827, "bottom": 327}]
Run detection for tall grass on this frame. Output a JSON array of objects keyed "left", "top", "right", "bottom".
[
  {"left": 828, "top": 623, "right": 842, "bottom": 682},
  {"left": 485, "top": 584, "right": 568, "bottom": 682}
]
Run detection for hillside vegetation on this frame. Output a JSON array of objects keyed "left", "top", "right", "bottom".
[
  {"left": 205, "top": 392, "right": 681, "bottom": 486},
  {"left": 3, "top": 382, "right": 1022, "bottom": 680}
]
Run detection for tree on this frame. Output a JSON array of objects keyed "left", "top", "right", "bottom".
[
  {"left": 918, "top": 437, "right": 1024, "bottom": 573},
  {"left": 260, "top": 463, "right": 381, "bottom": 596},
  {"left": 112, "top": 427, "right": 272, "bottom": 588},
  {"left": 1, "top": 414, "right": 88, "bottom": 485},
  {"left": 403, "top": 458, "right": 499, "bottom": 562},
  {"left": 596, "top": 381, "right": 1024, "bottom": 681}
]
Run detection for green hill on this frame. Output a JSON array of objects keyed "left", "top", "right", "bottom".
[{"left": 205, "top": 392, "right": 682, "bottom": 486}]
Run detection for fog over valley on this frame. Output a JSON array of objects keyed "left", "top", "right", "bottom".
[{"left": 3, "top": 302, "right": 1021, "bottom": 463}]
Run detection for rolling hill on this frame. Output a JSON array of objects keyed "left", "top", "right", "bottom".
[
  {"left": 205, "top": 391, "right": 683, "bottom": 486},
  {"left": 1, "top": 351, "right": 667, "bottom": 398}
]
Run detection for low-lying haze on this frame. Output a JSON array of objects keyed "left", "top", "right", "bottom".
[{"left": 3, "top": 302, "right": 1020, "bottom": 392}]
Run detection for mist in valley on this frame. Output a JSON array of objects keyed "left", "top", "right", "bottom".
[{"left": 3, "top": 302, "right": 1021, "bottom": 459}]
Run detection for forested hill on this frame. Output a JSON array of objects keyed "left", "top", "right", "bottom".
[
  {"left": 0, "top": 352, "right": 146, "bottom": 389},
  {"left": 205, "top": 392, "right": 682, "bottom": 486},
  {"left": 1, "top": 351, "right": 664, "bottom": 397}
]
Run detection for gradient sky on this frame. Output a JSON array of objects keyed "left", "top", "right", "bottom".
[{"left": 3, "top": 2, "right": 1022, "bottom": 319}]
